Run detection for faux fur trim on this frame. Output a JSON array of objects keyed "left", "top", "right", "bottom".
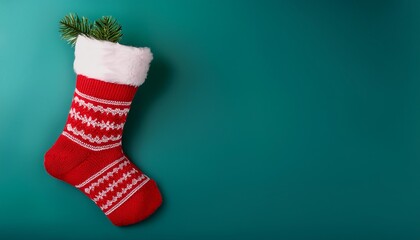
[{"left": 74, "top": 35, "right": 153, "bottom": 87}]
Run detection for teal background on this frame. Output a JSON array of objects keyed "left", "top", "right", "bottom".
[{"left": 2, "top": 0, "right": 420, "bottom": 239}]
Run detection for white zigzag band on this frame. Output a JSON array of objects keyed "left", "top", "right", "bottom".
[
  {"left": 74, "top": 96, "right": 129, "bottom": 116},
  {"left": 69, "top": 108, "right": 125, "bottom": 130},
  {"left": 66, "top": 124, "right": 122, "bottom": 144},
  {"left": 93, "top": 168, "right": 139, "bottom": 203},
  {"left": 75, "top": 156, "right": 126, "bottom": 188},
  {"left": 101, "top": 175, "right": 146, "bottom": 210},
  {"left": 104, "top": 175, "right": 150, "bottom": 215},
  {"left": 75, "top": 88, "right": 132, "bottom": 106},
  {"left": 62, "top": 131, "right": 121, "bottom": 151},
  {"left": 83, "top": 160, "right": 130, "bottom": 194}
]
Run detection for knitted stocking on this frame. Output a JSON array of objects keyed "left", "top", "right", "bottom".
[{"left": 44, "top": 35, "right": 162, "bottom": 226}]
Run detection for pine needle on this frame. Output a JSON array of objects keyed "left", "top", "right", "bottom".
[
  {"left": 59, "top": 13, "right": 123, "bottom": 46},
  {"left": 91, "top": 16, "right": 123, "bottom": 43},
  {"left": 59, "top": 13, "right": 92, "bottom": 46}
]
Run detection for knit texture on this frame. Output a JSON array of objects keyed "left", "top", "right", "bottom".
[{"left": 44, "top": 75, "right": 162, "bottom": 226}]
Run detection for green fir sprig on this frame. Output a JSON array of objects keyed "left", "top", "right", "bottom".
[
  {"left": 59, "top": 13, "right": 123, "bottom": 46},
  {"left": 91, "top": 16, "right": 123, "bottom": 43}
]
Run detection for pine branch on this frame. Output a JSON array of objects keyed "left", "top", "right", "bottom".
[
  {"left": 59, "top": 13, "right": 92, "bottom": 46},
  {"left": 59, "top": 14, "right": 123, "bottom": 46},
  {"left": 91, "top": 16, "right": 123, "bottom": 43}
]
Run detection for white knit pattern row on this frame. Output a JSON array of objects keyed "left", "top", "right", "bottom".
[
  {"left": 75, "top": 88, "right": 132, "bottom": 106},
  {"left": 69, "top": 108, "right": 125, "bottom": 130},
  {"left": 74, "top": 97, "right": 129, "bottom": 116},
  {"left": 66, "top": 124, "right": 122, "bottom": 144}
]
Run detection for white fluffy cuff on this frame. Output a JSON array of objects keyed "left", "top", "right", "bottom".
[{"left": 74, "top": 35, "right": 153, "bottom": 87}]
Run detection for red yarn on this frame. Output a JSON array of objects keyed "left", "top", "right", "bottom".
[{"left": 45, "top": 75, "right": 162, "bottom": 226}]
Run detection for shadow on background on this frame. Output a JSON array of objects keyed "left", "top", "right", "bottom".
[
  {"left": 123, "top": 54, "right": 172, "bottom": 145},
  {"left": 121, "top": 52, "right": 172, "bottom": 226}
]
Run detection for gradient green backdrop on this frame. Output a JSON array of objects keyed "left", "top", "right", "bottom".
[{"left": 1, "top": 0, "right": 420, "bottom": 239}]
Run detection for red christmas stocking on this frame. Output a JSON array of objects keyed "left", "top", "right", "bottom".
[{"left": 44, "top": 35, "right": 162, "bottom": 226}]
